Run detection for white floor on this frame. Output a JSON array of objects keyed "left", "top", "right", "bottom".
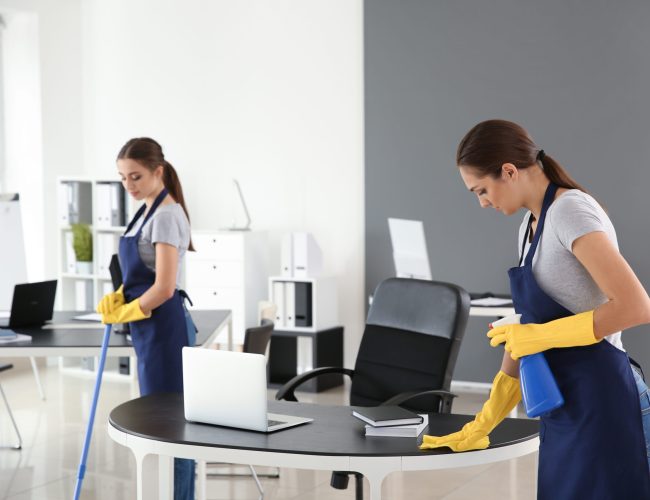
[{"left": 0, "top": 360, "right": 537, "bottom": 499}]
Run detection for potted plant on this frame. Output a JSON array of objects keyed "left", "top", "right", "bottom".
[{"left": 71, "top": 223, "right": 93, "bottom": 274}]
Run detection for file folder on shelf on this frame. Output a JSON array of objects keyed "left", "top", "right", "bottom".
[
  {"left": 285, "top": 282, "right": 296, "bottom": 328},
  {"left": 65, "top": 232, "right": 77, "bottom": 273},
  {"left": 295, "top": 282, "right": 312, "bottom": 327},
  {"left": 110, "top": 183, "right": 126, "bottom": 226},
  {"left": 273, "top": 281, "right": 286, "bottom": 328}
]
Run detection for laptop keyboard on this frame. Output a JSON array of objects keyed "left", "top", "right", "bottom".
[{"left": 267, "top": 419, "right": 287, "bottom": 427}]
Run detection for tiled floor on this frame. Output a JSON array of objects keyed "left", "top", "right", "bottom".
[{"left": 0, "top": 360, "right": 537, "bottom": 499}]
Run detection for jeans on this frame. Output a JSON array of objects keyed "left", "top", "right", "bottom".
[
  {"left": 632, "top": 366, "right": 650, "bottom": 472},
  {"left": 174, "top": 458, "right": 195, "bottom": 500}
]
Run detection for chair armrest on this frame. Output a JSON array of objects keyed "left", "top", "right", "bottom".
[
  {"left": 381, "top": 389, "right": 458, "bottom": 414},
  {"left": 275, "top": 367, "right": 355, "bottom": 402}
]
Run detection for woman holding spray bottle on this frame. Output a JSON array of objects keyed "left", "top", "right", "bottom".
[{"left": 420, "top": 120, "right": 650, "bottom": 498}]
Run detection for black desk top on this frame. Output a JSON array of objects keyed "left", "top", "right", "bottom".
[
  {"left": 0, "top": 310, "right": 230, "bottom": 349},
  {"left": 109, "top": 393, "right": 539, "bottom": 458}
]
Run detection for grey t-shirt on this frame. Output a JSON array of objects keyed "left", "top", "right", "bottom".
[
  {"left": 125, "top": 203, "right": 190, "bottom": 288},
  {"left": 518, "top": 189, "right": 623, "bottom": 350}
]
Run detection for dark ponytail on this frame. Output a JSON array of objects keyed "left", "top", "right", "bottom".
[
  {"left": 457, "top": 120, "right": 588, "bottom": 193},
  {"left": 536, "top": 152, "right": 588, "bottom": 193},
  {"left": 117, "top": 137, "right": 195, "bottom": 251}
]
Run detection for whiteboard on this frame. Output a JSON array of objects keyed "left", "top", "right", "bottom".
[{"left": 0, "top": 195, "right": 27, "bottom": 310}]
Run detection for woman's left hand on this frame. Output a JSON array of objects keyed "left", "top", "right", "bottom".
[
  {"left": 487, "top": 310, "right": 599, "bottom": 359},
  {"left": 101, "top": 299, "right": 151, "bottom": 324}
]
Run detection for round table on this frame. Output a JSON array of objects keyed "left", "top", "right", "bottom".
[{"left": 108, "top": 393, "right": 538, "bottom": 500}]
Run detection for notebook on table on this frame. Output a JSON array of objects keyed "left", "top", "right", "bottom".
[
  {"left": 352, "top": 405, "right": 423, "bottom": 427},
  {"left": 182, "top": 347, "right": 313, "bottom": 433}
]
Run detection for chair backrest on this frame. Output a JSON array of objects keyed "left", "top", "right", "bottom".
[
  {"left": 350, "top": 278, "right": 470, "bottom": 412},
  {"left": 243, "top": 322, "right": 274, "bottom": 356}
]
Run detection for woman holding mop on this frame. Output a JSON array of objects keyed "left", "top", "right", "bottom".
[{"left": 97, "top": 137, "right": 195, "bottom": 499}]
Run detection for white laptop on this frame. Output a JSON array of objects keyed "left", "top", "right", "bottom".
[{"left": 182, "top": 347, "right": 313, "bottom": 433}]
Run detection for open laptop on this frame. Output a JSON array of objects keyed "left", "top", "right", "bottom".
[
  {"left": 0, "top": 280, "right": 57, "bottom": 329},
  {"left": 182, "top": 347, "right": 313, "bottom": 432}
]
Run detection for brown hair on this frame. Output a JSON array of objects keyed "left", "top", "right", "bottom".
[
  {"left": 117, "top": 137, "right": 194, "bottom": 251},
  {"left": 456, "top": 119, "right": 588, "bottom": 192}
]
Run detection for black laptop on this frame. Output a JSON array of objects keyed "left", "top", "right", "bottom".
[{"left": 0, "top": 280, "right": 57, "bottom": 329}]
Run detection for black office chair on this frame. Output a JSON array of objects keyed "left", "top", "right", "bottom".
[
  {"left": 204, "top": 321, "right": 276, "bottom": 497},
  {"left": 276, "top": 278, "right": 470, "bottom": 499},
  {"left": 243, "top": 321, "right": 274, "bottom": 357},
  {"left": 0, "top": 363, "right": 22, "bottom": 450}
]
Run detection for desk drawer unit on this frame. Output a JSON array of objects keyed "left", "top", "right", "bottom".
[{"left": 185, "top": 231, "right": 268, "bottom": 346}]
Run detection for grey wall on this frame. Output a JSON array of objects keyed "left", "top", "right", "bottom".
[{"left": 365, "top": 0, "right": 650, "bottom": 382}]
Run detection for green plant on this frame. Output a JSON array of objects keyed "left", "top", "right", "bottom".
[{"left": 71, "top": 223, "right": 93, "bottom": 262}]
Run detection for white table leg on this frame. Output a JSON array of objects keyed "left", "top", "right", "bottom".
[
  {"left": 134, "top": 452, "right": 160, "bottom": 500},
  {"left": 196, "top": 459, "right": 206, "bottom": 500},
  {"left": 29, "top": 357, "right": 45, "bottom": 400},
  {"left": 159, "top": 455, "right": 173, "bottom": 500},
  {"left": 227, "top": 316, "right": 233, "bottom": 351},
  {"left": 350, "top": 457, "right": 398, "bottom": 500}
]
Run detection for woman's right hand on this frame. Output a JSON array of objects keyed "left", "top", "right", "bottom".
[
  {"left": 420, "top": 422, "right": 490, "bottom": 451},
  {"left": 419, "top": 370, "right": 521, "bottom": 452},
  {"left": 96, "top": 285, "right": 125, "bottom": 315}
]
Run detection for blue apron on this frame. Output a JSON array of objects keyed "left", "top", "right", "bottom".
[
  {"left": 508, "top": 183, "right": 650, "bottom": 499},
  {"left": 120, "top": 188, "right": 187, "bottom": 396}
]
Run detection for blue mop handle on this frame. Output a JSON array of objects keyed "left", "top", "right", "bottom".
[{"left": 74, "top": 323, "right": 112, "bottom": 500}]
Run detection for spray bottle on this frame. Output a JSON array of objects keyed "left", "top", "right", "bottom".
[{"left": 491, "top": 314, "right": 564, "bottom": 418}]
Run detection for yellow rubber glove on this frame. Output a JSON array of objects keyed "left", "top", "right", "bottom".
[
  {"left": 101, "top": 299, "right": 150, "bottom": 324},
  {"left": 96, "top": 285, "right": 125, "bottom": 315},
  {"left": 419, "top": 371, "right": 521, "bottom": 452},
  {"left": 487, "top": 310, "right": 599, "bottom": 360}
]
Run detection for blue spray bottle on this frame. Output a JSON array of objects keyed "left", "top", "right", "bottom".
[{"left": 491, "top": 315, "right": 564, "bottom": 418}]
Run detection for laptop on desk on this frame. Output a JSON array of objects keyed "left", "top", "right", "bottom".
[
  {"left": 0, "top": 280, "right": 57, "bottom": 329},
  {"left": 182, "top": 347, "right": 313, "bottom": 433}
]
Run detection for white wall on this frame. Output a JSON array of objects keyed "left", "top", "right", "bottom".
[
  {"left": 0, "top": 0, "right": 84, "bottom": 284},
  {"left": 81, "top": 0, "right": 365, "bottom": 365},
  {"left": 0, "top": 0, "right": 365, "bottom": 366},
  {"left": 0, "top": 8, "right": 44, "bottom": 281}
]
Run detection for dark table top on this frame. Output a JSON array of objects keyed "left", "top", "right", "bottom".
[
  {"left": 109, "top": 393, "right": 539, "bottom": 457},
  {"left": 0, "top": 310, "right": 230, "bottom": 349}
]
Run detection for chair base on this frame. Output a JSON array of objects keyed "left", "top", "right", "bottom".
[{"left": 331, "top": 471, "right": 363, "bottom": 500}]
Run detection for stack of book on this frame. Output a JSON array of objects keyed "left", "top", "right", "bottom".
[{"left": 352, "top": 405, "right": 429, "bottom": 438}]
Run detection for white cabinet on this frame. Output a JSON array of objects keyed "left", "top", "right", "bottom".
[{"left": 185, "top": 231, "right": 269, "bottom": 345}]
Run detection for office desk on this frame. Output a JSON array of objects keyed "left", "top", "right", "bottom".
[
  {"left": 108, "top": 394, "right": 539, "bottom": 500},
  {"left": 0, "top": 309, "right": 232, "bottom": 357}
]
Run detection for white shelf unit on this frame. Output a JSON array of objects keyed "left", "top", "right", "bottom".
[
  {"left": 57, "top": 177, "right": 137, "bottom": 311},
  {"left": 185, "top": 230, "right": 270, "bottom": 346},
  {"left": 57, "top": 177, "right": 137, "bottom": 378},
  {"left": 268, "top": 276, "right": 338, "bottom": 333}
]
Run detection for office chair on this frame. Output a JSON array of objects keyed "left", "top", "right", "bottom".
[
  {"left": 276, "top": 278, "right": 470, "bottom": 500},
  {"left": 0, "top": 363, "right": 22, "bottom": 450},
  {"left": 203, "top": 321, "right": 276, "bottom": 497}
]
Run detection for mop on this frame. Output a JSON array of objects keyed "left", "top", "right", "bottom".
[{"left": 73, "top": 323, "right": 112, "bottom": 500}]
